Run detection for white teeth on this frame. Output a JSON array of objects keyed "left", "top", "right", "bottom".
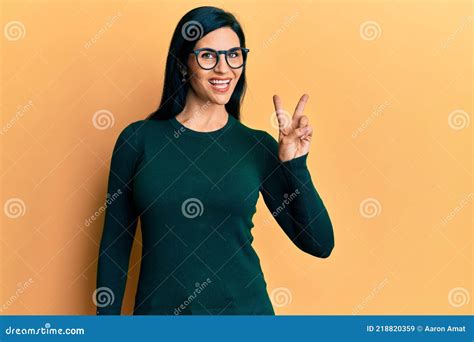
[{"left": 209, "top": 79, "right": 231, "bottom": 84}]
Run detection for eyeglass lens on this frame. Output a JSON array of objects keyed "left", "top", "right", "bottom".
[{"left": 197, "top": 48, "right": 245, "bottom": 69}]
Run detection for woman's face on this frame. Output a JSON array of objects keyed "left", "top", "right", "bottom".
[{"left": 186, "top": 27, "right": 244, "bottom": 106}]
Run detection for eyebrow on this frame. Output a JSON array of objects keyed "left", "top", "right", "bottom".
[{"left": 195, "top": 46, "right": 241, "bottom": 50}]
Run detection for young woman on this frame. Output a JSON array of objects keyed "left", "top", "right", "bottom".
[{"left": 96, "top": 6, "right": 334, "bottom": 315}]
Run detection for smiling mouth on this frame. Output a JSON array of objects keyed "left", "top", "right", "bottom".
[{"left": 208, "top": 78, "right": 232, "bottom": 92}]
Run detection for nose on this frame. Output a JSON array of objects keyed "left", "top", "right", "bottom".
[{"left": 214, "top": 54, "right": 230, "bottom": 73}]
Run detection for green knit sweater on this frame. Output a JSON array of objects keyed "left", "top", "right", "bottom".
[{"left": 96, "top": 114, "right": 334, "bottom": 315}]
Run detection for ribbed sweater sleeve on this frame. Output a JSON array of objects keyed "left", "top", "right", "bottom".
[
  {"left": 259, "top": 132, "right": 334, "bottom": 258},
  {"left": 96, "top": 122, "right": 140, "bottom": 315}
]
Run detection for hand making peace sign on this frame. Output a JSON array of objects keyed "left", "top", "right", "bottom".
[{"left": 273, "top": 94, "right": 313, "bottom": 162}]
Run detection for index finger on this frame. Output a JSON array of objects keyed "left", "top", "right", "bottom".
[{"left": 273, "top": 94, "right": 283, "bottom": 113}]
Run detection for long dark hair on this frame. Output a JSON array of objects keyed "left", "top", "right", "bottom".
[{"left": 146, "top": 6, "right": 248, "bottom": 121}]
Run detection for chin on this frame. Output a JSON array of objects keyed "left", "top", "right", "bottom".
[{"left": 208, "top": 95, "right": 231, "bottom": 105}]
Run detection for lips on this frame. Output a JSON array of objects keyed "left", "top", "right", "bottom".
[{"left": 208, "top": 78, "right": 232, "bottom": 93}]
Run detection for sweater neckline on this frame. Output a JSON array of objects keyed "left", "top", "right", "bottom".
[{"left": 169, "top": 113, "right": 236, "bottom": 138}]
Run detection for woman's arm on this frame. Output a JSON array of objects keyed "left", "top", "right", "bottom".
[
  {"left": 96, "top": 122, "right": 140, "bottom": 315},
  {"left": 259, "top": 131, "right": 334, "bottom": 258}
]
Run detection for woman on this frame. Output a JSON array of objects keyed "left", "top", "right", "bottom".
[{"left": 96, "top": 6, "right": 334, "bottom": 315}]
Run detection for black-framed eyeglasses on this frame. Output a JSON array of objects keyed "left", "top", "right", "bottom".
[{"left": 190, "top": 47, "right": 250, "bottom": 70}]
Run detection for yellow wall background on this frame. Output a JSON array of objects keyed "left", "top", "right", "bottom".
[{"left": 1, "top": 0, "right": 472, "bottom": 315}]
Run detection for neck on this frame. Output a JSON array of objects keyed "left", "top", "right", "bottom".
[{"left": 176, "top": 90, "right": 228, "bottom": 130}]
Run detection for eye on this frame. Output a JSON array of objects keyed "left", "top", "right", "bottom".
[
  {"left": 228, "top": 50, "right": 240, "bottom": 58},
  {"left": 202, "top": 52, "right": 215, "bottom": 59}
]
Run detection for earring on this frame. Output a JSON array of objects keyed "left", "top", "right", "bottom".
[{"left": 181, "top": 73, "right": 187, "bottom": 82}]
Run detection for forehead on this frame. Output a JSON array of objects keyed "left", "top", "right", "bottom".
[{"left": 194, "top": 27, "right": 241, "bottom": 50}]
